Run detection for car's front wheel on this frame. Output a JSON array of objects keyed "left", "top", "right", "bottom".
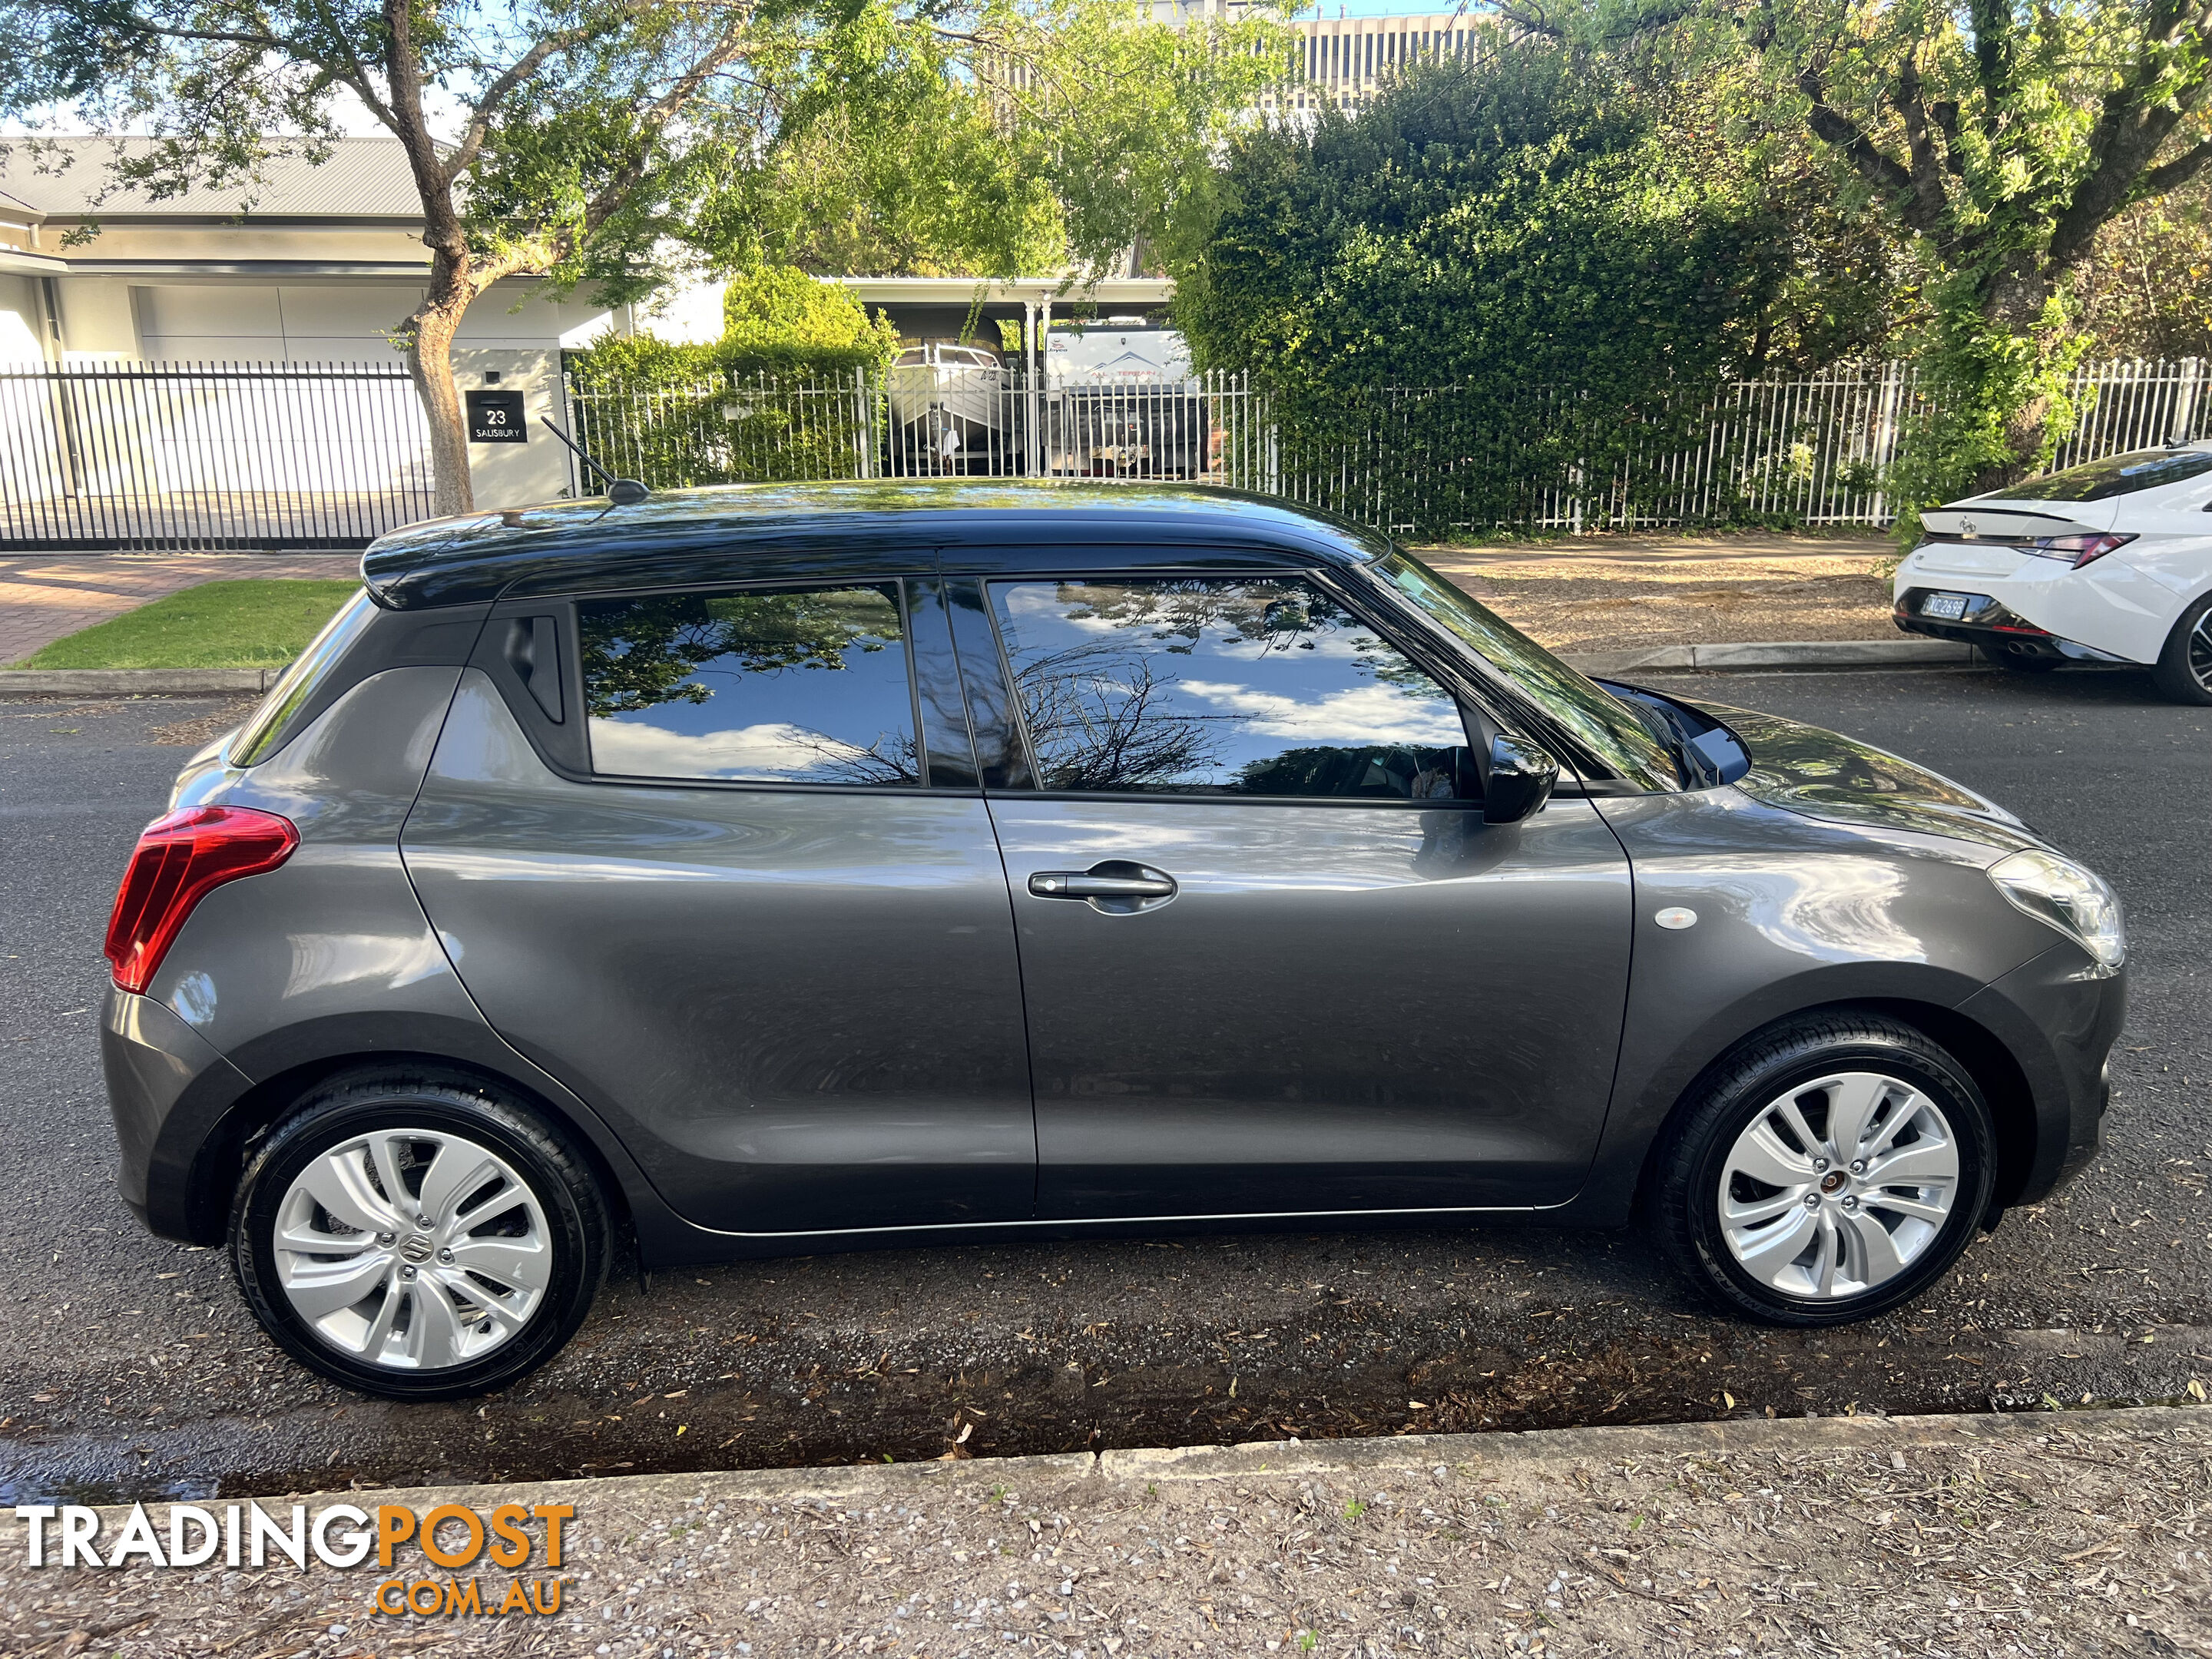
[
  {"left": 2151, "top": 591, "right": 2212, "bottom": 706},
  {"left": 1648, "top": 1013, "right": 1995, "bottom": 1326},
  {"left": 231, "top": 1074, "right": 607, "bottom": 1399}
]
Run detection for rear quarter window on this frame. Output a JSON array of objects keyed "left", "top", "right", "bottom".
[
  {"left": 578, "top": 584, "right": 922, "bottom": 786},
  {"left": 227, "top": 587, "right": 381, "bottom": 767}
]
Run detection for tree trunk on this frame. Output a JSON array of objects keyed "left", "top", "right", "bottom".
[{"left": 402, "top": 247, "right": 486, "bottom": 518}]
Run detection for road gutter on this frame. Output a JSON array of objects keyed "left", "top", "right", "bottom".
[{"left": 1561, "top": 638, "right": 1979, "bottom": 675}]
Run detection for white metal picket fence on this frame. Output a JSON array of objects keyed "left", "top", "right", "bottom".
[
  {"left": 564, "top": 356, "right": 2212, "bottom": 539},
  {"left": 2051, "top": 357, "right": 2209, "bottom": 470},
  {"left": 1, "top": 355, "right": 2201, "bottom": 548},
  {"left": 561, "top": 366, "right": 1277, "bottom": 491}
]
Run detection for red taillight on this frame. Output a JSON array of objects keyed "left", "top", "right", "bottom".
[
  {"left": 104, "top": 806, "right": 298, "bottom": 995},
  {"left": 2029, "top": 531, "right": 2137, "bottom": 568}
]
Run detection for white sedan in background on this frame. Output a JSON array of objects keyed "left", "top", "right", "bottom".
[{"left": 1893, "top": 443, "right": 2212, "bottom": 704}]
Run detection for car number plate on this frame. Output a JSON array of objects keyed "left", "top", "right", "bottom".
[{"left": 1923, "top": 592, "right": 1970, "bottom": 621}]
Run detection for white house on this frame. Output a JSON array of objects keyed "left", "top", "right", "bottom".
[{"left": 0, "top": 137, "right": 667, "bottom": 508}]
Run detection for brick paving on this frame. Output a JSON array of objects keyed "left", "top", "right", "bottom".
[{"left": 0, "top": 553, "right": 359, "bottom": 665}]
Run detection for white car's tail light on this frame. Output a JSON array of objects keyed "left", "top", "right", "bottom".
[{"left": 2022, "top": 531, "right": 2136, "bottom": 568}]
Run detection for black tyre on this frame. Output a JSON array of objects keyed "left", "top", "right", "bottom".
[
  {"left": 231, "top": 1073, "right": 607, "bottom": 1400},
  {"left": 1978, "top": 641, "right": 2063, "bottom": 674},
  {"left": 1647, "top": 1012, "right": 1995, "bottom": 1326},
  {"left": 2150, "top": 591, "right": 2212, "bottom": 706}
]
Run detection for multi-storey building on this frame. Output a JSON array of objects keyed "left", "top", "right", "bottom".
[{"left": 1150, "top": 2, "right": 1500, "bottom": 114}]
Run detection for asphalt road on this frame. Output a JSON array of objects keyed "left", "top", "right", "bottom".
[{"left": 2, "top": 665, "right": 2207, "bottom": 1505}]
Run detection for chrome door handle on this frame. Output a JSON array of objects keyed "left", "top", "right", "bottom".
[
  {"left": 1030, "top": 872, "right": 1175, "bottom": 899},
  {"left": 1027, "top": 861, "right": 1178, "bottom": 913}
]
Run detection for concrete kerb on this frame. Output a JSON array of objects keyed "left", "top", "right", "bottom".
[
  {"left": 1559, "top": 638, "right": 1979, "bottom": 676},
  {"left": 0, "top": 641, "right": 1985, "bottom": 699},
  {"left": 0, "top": 668, "right": 276, "bottom": 694},
  {"left": 14, "top": 1402, "right": 2200, "bottom": 1543}
]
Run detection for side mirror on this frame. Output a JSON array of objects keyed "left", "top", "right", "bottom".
[{"left": 1484, "top": 733, "right": 1558, "bottom": 825}]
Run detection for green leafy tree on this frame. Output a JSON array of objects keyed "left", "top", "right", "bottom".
[
  {"left": 720, "top": 263, "right": 900, "bottom": 353},
  {"left": 2076, "top": 174, "right": 2212, "bottom": 363},
  {"left": 1509, "top": 0, "right": 2212, "bottom": 506},
  {"left": 1168, "top": 47, "right": 1861, "bottom": 522},
  {"left": 5, "top": 0, "right": 1290, "bottom": 515}
]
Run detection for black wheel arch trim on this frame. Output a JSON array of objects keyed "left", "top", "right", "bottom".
[
  {"left": 1565, "top": 955, "right": 2088, "bottom": 1227},
  {"left": 148, "top": 1011, "right": 687, "bottom": 1256}
]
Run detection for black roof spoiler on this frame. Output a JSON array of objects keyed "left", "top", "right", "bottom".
[{"left": 1919, "top": 505, "right": 2098, "bottom": 541}]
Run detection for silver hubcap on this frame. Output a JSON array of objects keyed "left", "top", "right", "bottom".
[
  {"left": 272, "top": 1127, "right": 552, "bottom": 1370},
  {"left": 2189, "top": 610, "right": 2212, "bottom": 691},
  {"left": 1717, "top": 1071, "right": 1960, "bottom": 1300}
]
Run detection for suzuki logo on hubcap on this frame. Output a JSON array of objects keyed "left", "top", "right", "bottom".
[{"left": 399, "top": 1234, "right": 434, "bottom": 1263}]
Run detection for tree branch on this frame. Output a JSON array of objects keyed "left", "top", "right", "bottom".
[
  {"left": 444, "top": 28, "right": 599, "bottom": 184},
  {"left": 1966, "top": 0, "right": 2015, "bottom": 137},
  {"left": 563, "top": 8, "right": 756, "bottom": 258},
  {"left": 2137, "top": 134, "right": 2212, "bottom": 197},
  {"left": 1893, "top": 58, "right": 1952, "bottom": 233},
  {"left": 1929, "top": 100, "right": 1964, "bottom": 174},
  {"left": 2050, "top": 0, "right": 2212, "bottom": 266},
  {"left": 105, "top": 8, "right": 312, "bottom": 58},
  {"left": 300, "top": 0, "right": 394, "bottom": 127},
  {"left": 380, "top": 0, "right": 462, "bottom": 257},
  {"left": 1489, "top": 2, "right": 1565, "bottom": 40},
  {"left": 1795, "top": 65, "right": 1943, "bottom": 240}
]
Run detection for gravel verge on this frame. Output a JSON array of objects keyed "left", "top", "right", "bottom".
[
  {"left": 2, "top": 1405, "right": 2207, "bottom": 1657},
  {"left": 1416, "top": 541, "right": 1899, "bottom": 654}
]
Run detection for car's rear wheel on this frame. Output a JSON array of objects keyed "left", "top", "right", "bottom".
[
  {"left": 1647, "top": 1013, "right": 1995, "bottom": 1326},
  {"left": 2151, "top": 591, "right": 2212, "bottom": 706},
  {"left": 231, "top": 1075, "right": 606, "bottom": 1400}
]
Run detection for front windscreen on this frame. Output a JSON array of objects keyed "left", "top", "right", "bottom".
[
  {"left": 1985, "top": 448, "right": 2212, "bottom": 502},
  {"left": 1372, "top": 551, "right": 1681, "bottom": 791}
]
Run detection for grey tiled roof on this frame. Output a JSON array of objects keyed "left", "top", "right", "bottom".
[{"left": 0, "top": 137, "right": 421, "bottom": 218}]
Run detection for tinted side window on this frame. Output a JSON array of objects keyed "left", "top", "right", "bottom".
[
  {"left": 1987, "top": 447, "right": 2212, "bottom": 501},
  {"left": 988, "top": 576, "right": 1473, "bottom": 799},
  {"left": 579, "top": 584, "right": 919, "bottom": 786}
]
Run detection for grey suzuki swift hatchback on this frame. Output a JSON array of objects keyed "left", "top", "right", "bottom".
[{"left": 101, "top": 482, "right": 2124, "bottom": 1399}]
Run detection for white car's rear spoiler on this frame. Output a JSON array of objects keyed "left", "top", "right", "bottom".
[{"left": 1919, "top": 505, "right": 2097, "bottom": 541}]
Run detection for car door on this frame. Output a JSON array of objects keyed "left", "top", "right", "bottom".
[
  {"left": 2103, "top": 470, "right": 2212, "bottom": 624},
  {"left": 948, "top": 564, "right": 1635, "bottom": 1220},
  {"left": 400, "top": 572, "right": 1035, "bottom": 1236}
]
